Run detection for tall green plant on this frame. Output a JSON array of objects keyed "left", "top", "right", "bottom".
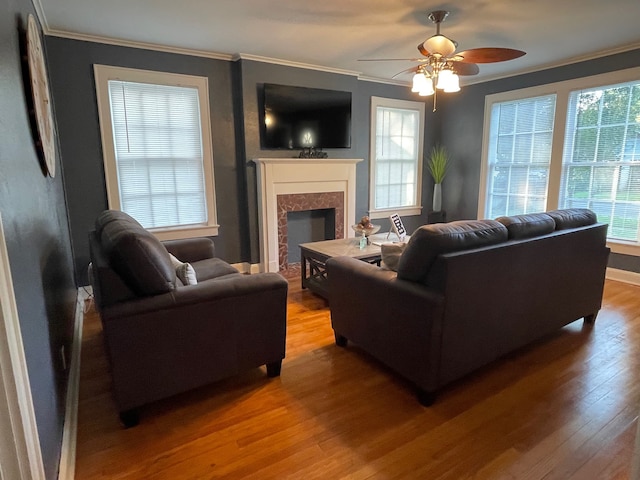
[{"left": 427, "top": 145, "right": 449, "bottom": 184}]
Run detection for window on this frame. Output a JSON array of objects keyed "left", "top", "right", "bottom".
[
  {"left": 94, "top": 65, "right": 218, "bottom": 240},
  {"left": 484, "top": 95, "right": 556, "bottom": 218},
  {"left": 369, "top": 97, "right": 425, "bottom": 218},
  {"left": 559, "top": 81, "right": 640, "bottom": 243},
  {"left": 480, "top": 67, "right": 640, "bottom": 255}
]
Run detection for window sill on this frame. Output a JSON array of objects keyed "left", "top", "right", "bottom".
[
  {"left": 368, "top": 206, "right": 422, "bottom": 220},
  {"left": 150, "top": 224, "right": 220, "bottom": 241},
  {"left": 607, "top": 240, "right": 640, "bottom": 257}
]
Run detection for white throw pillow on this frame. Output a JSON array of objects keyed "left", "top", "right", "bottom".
[
  {"left": 168, "top": 253, "right": 198, "bottom": 286},
  {"left": 380, "top": 242, "right": 407, "bottom": 271}
]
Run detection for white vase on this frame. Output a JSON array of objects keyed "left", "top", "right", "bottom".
[{"left": 433, "top": 183, "right": 442, "bottom": 212}]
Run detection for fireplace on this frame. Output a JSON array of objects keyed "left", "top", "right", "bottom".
[
  {"left": 253, "top": 158, "right": 362, "bottom": 273},
  {"left": 278, "top": 192, "right": 343, "bottom": 275}
]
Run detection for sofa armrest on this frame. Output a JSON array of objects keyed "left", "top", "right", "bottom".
[
  {"left": 100, "top": 272, "right": 287, "bottom": 320},
  {"left": 162, "top": 237, "right": 216, "bottom": 263},
  {"left": 326, "top": 256, "right": 445, "bottom": 390}
]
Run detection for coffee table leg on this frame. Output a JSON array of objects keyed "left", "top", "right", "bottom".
[{"left": 301, "top": 250, "right": 307, "bottom": 289}]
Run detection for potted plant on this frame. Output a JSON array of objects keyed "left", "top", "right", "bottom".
[{"left": 427, "top": 145, "right": 449, "bottom": 212}]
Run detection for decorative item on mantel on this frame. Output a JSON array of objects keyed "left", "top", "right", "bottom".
[
  {"left": 298, "top": 147, "right": 328, "bottom": 158},
  {"left": 427, "top": 144, "right": 449, "bottom": 212}
]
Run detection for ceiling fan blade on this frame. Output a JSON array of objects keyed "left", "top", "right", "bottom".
[
  {"left": 392, "top": 65, "right": 420, "bottom": 79},
  {"left": 456, "top": 48, "right": 525, "bottom": 63},
  {"left": 451, "top": 62, "right": 479, "bottom": 76}
]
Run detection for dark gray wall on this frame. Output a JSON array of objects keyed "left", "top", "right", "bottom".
[
  {"left": 239, "top": 60, "right": 437, "bottom": 262},
  {"left": 440, "top": 49, "right": 640, "bottom": 273},
  {"left": 45, "top": 35, "right": 640, "bottom": 278},
  {"left": 46, "top": 39, "right": 438, "bottom": 280},
  {"left": 0, "top": 4, "right": 77, "bottom": 479},
  {"left": 45, "top": 37, "right": 240, "bottom": 285},
  {"left": 354, "top": 79, "right": 439, "bottom": 237}
]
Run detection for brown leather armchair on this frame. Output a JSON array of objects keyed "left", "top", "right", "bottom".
[{"left": 89, "top": 210, "right": 288, "bottom": 426}]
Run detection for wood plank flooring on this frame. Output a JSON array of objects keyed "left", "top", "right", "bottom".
[{"left": 74, "top": 279, "right": 640, "bottom": 479}]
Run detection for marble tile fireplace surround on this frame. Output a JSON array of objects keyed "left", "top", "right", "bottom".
[{"left": 253, "top": 158, "right": 362, "bottom": 274}]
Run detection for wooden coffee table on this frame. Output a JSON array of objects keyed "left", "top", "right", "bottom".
[{"left": 300, "top": 234, "right": 399, "bottom": 299}]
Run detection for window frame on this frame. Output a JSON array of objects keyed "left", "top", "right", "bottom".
[
  {"left": 479, "top": 66, "right": 640, "bottom": 257},
  {"left": 368, "top": 96, "right": 425, "bottom": 219},
  {"left": 94, "top": 64, "right": 219, "bottom": 240}
]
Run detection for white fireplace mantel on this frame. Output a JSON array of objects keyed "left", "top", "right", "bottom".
[{"left": 252, "top": 158, "right": 362, "bottom": 273}]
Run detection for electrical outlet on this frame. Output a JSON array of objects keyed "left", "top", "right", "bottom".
[{"left": 60, "top": 345, "right": 67, "bottom": 371}]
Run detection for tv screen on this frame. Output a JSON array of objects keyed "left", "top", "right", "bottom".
[{"left": 261, "top": 83, "right": 352, "bottom": 150}]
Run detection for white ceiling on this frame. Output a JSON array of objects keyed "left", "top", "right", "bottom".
[{"left": 37, "top": 0, "right": 640, "bottom": 85}]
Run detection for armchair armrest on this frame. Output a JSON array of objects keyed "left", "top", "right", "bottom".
[
  {"left": 101, "top": 272, "right": 287, "bottom": 320},
  {"left": 162, "top": 237, "right": 216, "bottom": 263}
]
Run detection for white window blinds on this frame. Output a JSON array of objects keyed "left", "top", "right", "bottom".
[
  {"left": 374, "top": 106, "right": 420, "bottom": 210},
  {"left": 485, "top": 94, "right": 556, "bottom": 218},
  {"left": 108, "top": 80, "right": 207, "bottom": 229},
  {"left": 560, "top": 81, "right": 640, "bottom": 243}
]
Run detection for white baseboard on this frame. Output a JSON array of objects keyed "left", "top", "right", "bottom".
[
  {"left": 58, "top": 287, "right": 90, "bottom": 480},
  {"left": 606, "top": 267, "right": 640, "bottom": 286}
]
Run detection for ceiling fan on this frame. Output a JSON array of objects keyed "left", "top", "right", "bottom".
[{"left": 360, "top": 11, "right": 526, "bottom": 110}]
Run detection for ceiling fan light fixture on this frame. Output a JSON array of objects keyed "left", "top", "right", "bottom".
[{"left": 423, "top": 34, "right": 456, "bottom": 57}]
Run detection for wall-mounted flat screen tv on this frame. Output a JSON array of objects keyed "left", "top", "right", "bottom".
[{"left": 261, "top": 83, "right": 352, "bottom": 150}]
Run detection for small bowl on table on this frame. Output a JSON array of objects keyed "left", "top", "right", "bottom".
[{"left": 352, "top": 224, "right": 381, "bottom": 237}]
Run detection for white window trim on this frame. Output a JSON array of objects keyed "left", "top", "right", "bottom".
[
  {"left": 94, "top": 64, "right": 219, "bottom": 240},
  {"left": 479, "top": 66, "right": 640, "bottom": 256},
  {"left": 369, "top": 96, "right": 425, "bottom": 219}
]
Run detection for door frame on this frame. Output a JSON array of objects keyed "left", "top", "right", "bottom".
[{"left": 0, "top": 212, "right": 45, "bottom": 480}]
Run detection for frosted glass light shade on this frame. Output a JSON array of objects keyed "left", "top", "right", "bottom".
[
  {"left": 444, "top": 73, "right": 460, "bottom": 92},
  {"left": 411, "top": 72, "right": 428, "bottom": 93},
  {"left": 436, "top": 68, "right": 454, "bottom": 89},
  {"left": 419, "top": 77, "right": 435, "bottom": 96},
  {"left": 423, "top": 34, "right": 456, "bottom": 57}
]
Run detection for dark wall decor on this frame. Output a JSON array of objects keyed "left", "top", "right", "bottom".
[{"left": 25, "top": 14, "right": 57, "bottom": 177}]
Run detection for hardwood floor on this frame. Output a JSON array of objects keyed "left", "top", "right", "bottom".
[{"left": 75, "top": 279, "right": 640, "bottom": 479}]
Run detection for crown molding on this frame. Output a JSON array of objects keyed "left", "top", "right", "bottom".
[
  {"left": 358, "top": 75, "right": 410, "bottom": 87},
  {"left": 31, "top": 0, "right": 49, "bottom": 32},
  {"left": 44, "top": 29, "right": 234, "bottom": 61},
  {"left": 233, "top": 53, "right": 360, "bottom": 77}
]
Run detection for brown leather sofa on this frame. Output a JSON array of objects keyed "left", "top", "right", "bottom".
[
  {"left": 89, "top": 210, "right": 288, "bottom": 426},
  {"left": 326, "top": 208, "right": 609, "bottom": 406}
]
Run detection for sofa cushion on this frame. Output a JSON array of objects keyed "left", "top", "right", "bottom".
[
  {"left": 397, "top": 220, "right": 508, "bottom": 283},
  {"left": 191, "top": 258, "right": 240, "bottom": 282},
  {"left": 98, "top": 212, "right": 176, "bottom": 296},
  {"left": 547, "top": 208, "right": 597, "bottom": 230},
  {"left": 495, "top": 212, "right": 556, "bottom": 240},
  {"left": 380, "top": 242, "right": 407, "bottom": 271}
]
